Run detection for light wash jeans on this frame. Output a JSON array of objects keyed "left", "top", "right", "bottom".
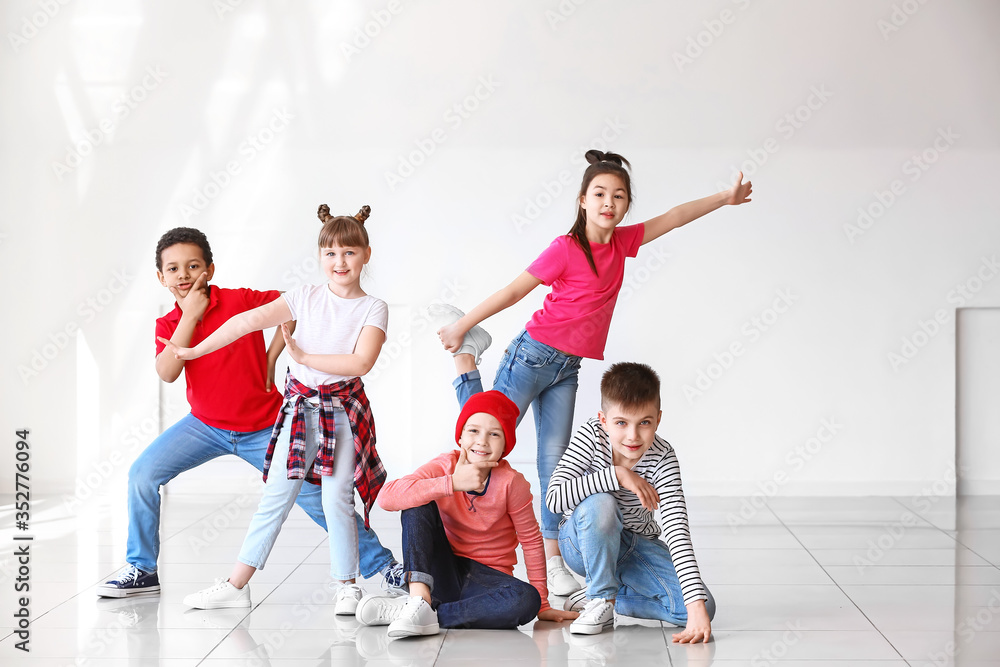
[
  {"left": 453, "top": 329, "right": 582, "bottom": 539},
  {"left": 126, "top": 411, "right": 392, "bottom": 577},
  {"left": 238, "top": 401, "right": 359, "bottom": 580},
  {"left": 558, "top": 493, "right": 716, "bottom": 625}
]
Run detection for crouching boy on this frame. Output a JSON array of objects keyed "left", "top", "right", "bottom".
[
  {"left": 546, "top": 362, "right": 715, "bottom": 641},
  {"left": 355, "top": 390, "right": 577, "bottom": 637}
]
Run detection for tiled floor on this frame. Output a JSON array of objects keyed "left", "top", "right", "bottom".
[{"left": 2, "top": 492, "right": 1000, "bottom": 666}]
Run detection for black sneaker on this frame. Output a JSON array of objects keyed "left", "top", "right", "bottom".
[{"left": 97, "top": 564, "right": 160, "bottom": 598}]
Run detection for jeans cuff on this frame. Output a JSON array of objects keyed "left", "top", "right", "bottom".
[
  {"left": 407, "top": 571, "right": 434, "bottom": 591},
  {"left": 452, "top": 369, "right": 481, "bottom": 388},
  {"left": 541, "top": 528, "right": 560, "bottom": 540}
]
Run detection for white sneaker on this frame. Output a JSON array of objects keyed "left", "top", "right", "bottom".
[
  {"left": 183, "top": 579, "right": 251, "bottom": 610},
  {"left": 356, "top": 593, "right": 410, "bottom": 626},
  {"left": 333, "top": 583, "right": 364, "bottom": 615},
  {"left": 570, "top": 598, "right": 615, "bottom": 635},
  {"left": 562, "top": 587, "right": 588, "bottom": 612},
  {"left": 547, "top": 555, "right": 583, "bottom": 596},
  {"left": 387, "top": 596, "right": 440, "bottom": 638},
  {"left": 428, "top": 304, "right": 492, "bottom": 365}
]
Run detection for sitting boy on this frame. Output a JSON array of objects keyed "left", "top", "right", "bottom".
[
  {"left": 353, "top": 390, "right": 577, "bottom": 637},
  {"left": 546, "top": 362, "right": 715, "bottom": 641},
  {"left": 98, "top": 227, "right": 400, "bottom": 607}
]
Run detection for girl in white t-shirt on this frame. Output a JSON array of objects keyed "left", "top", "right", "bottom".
[
  {"left": 161, "top": 205, "right": 390, "bottom": 613},
  {"left": 436, "top": 150, "right": 753, "bottom": 595}
]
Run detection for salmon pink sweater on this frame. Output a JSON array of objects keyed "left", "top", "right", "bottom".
[{"left": 378, "top": 450, "right": 550, "bottom": 612}]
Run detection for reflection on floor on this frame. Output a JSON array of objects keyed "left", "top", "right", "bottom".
[{"left": 1, "top": 493, "right": 999, "bottom": 666}]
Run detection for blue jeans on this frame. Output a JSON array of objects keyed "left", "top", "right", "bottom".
[
  {"left": 125, "top": 411, "right": 393, "bottom": 577},
  {"left": 453, "top": 329, "right": 581, "bottom": 539},
  {"left": 558, "top": 494, "right": 716, "bottom": 625},
  {"left": 402, "top": 502, "right": 540, "bottom": 629},
  {"left": 239, "top": 402, "right": 359, "bottom": 580}
]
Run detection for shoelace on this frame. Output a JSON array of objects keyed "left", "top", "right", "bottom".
[
  {"left": 380, "top": 563, "right": 406, "bottom": 591},
  {"left": 579, "top": 598, "right": 610, "bottom": 622},
  {"left": 112, "top": 565, "right": 141, "bottom": 585}
]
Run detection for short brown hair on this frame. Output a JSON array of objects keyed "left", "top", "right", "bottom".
[
  {"left": 317, "top": 204, "right": 371, "bottom": 248},
  {"left": 600, "top": 362, "right": 660, "bottom": 412}
]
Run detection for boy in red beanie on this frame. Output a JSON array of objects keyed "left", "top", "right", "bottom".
[{"left": 355, "top": 390, "right": 578, "bottom": 637}]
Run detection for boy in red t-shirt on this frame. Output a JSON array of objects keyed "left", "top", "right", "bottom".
[{"left": 98, "top": 228, "right": 400, "bottom": 609}]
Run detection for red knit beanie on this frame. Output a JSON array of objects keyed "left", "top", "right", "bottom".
[{"left": 455, "top": 391, "right": 520, "bottom": 459}]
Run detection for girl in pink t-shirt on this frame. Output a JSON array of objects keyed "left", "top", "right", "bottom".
[{"left": 438, "top": 149, "right": 752, "bottom": 594}]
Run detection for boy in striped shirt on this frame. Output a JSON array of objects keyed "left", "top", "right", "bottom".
[{"left": 545, "top": 362, "right": 715, "bottom": 641}]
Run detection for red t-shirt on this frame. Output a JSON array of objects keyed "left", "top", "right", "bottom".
[{"left": 155, "top": 286, "right": 282, "bottom": 432}]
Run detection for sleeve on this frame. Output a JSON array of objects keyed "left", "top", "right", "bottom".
[
  {"left": 282, "top": 285, "right": 306, "bottom": 321},
  {"left": 619, "top": 223, "right": 645, "bottom": 258},
  {"left": 154, "top": 315, "right": 177, "bottom": 356},
  {"left": 652, "top": 443, "right": 708, "bottom": 606},
  {"left": 526, "top": 237, "right": 569, "bottom": 286},
  {"left": 364, "top": 298, "right": 389, "bottom": 334},
  {"left": 377, "top": 453, "right": 456, "bottom": 511},
  {"left": 241, "top": 288, "right": 282, "bottom": 310},
  {"left": 507, "top": 474, "right": 551, "bottom": 613},
  {"left": 545, "top": 420, "right": 619, "bottom": 514}
]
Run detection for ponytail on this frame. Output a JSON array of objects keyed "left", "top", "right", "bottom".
[{"left": 568, "top": 149, "right": 633, "bottom": 276}]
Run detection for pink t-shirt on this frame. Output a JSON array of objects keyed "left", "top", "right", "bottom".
[{"left": 525, "top": 223, "right": 645, "bottom": 360}]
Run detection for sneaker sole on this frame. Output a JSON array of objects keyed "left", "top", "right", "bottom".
[
  {"left": 96, "top": 586, "right": 160, "bottom": 599},
  {"left": 183, "top": 597, "right": 251, "bottom": 610},
  {"left": 334, "top": 601, "right": 360, "bottom": 616},
  {"left": 387, "top": 622, "right": 440, "bottom": 638},
  {"left": 569, "top": 620, "right": 613, "bottom": 635}
]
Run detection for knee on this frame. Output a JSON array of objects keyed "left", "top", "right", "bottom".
[
  {"left": 574, "top": 494, "right": 621, "bottom": 533},
  {"left": 499, "top": 583, "right": 541, "bottom": 628},
  {"left": 401, "top": 503, "right": 440, "bottom": 531},
  {"left": 128, "top": 459, "right": 160, "bottom": 492}
]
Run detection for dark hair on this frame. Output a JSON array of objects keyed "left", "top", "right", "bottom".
[
  {"left": 317, "top": 204, "right": 371, "bottom": 248},
  {"left": 601, "top": 362, "right": 660, "bottom": 412},
  {"left": 155, "top": 227, "right": 213, "bottom": 271},
  {"left": 568, "top": 149, "right": 633, "bottom": 275}
]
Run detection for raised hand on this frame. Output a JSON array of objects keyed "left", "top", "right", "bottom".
[
  {"left": 157, "top": 336, "right": 198, "bottom": 361},
  {"left": 616, "top": 466, "right": 659, "bottom": 511},
  {"left": 452, "top": 448, "right": 498, "bottom": 492},
  {"left": 172, "top": 272, "right": 210, "bottom": 320},
  {"left": 726, "top": 171, "right": 753, "bottom": 206},
  {"left": 280, "top": 322, "right": 308, "bottom": 365}
]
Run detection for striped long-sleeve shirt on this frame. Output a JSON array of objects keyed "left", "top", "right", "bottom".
[{"left": 545, "top": 417, "right": 707, "bottom": 605}]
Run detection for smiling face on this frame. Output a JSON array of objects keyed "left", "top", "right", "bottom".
[
  {"left": 458, "top": 412, "right": 506, "bottom": 463},
  {"left": 599, "top": 400, "right": 662, "bottom": 467},
  {"left": 157, "top": 243, "right": 215, "bottom": 298},
  {"left": 580, "top": 173, "right": 630, "bottom": 235},
  {"left": 320, "top": 244, "right": 370, "bottom": 296}
]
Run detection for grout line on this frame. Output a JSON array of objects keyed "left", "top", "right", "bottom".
[{"left": 890, "top": 495, "right": 1000, "bottom": 572}]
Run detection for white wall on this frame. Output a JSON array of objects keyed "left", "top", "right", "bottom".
[{"left": 2, "top": 0, "right": 999, "bottom": 502}]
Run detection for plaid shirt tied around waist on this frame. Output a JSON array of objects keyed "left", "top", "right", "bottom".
[{"left": 264, "top": 373, "right": 385, "bottom": 528}]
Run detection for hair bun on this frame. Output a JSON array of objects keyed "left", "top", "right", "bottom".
[
  {"left": 585, "top": 149, "right": 627, "bottom": 167},
  {"left": 354, "top": 205, "right": 371, "bottom": 224},
  {"left": 318, "top": 204, "right": 333, "bottom": 224}
]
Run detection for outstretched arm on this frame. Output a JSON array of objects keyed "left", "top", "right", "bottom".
[
  {"left": 640, "top": 172, "right": 752, "bottom": 245},
  {"left": 439, "top": 271, "right": 542, "bottom": 352},
  {"left": 160, "top": 296, "right": 293, "bottom": 361},
  {"left": 281, "top": 323, "right": 385, "bottom": 377}
]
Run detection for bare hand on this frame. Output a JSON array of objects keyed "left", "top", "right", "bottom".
[
  {"left": 452, "top": 448, "right": 498, "bottom": 492},
  {"left": 438, "top": 322, "right": 467, "bottom": 353},
  {"left": 672, "top": 602, "right": 712, "bottom": 643},
  {"left": 172, "top": 272, "right": 210, "bottom": 319},
  {"left": 725, "top": 171, "right": 752, "bottom": 206},
  {"left": 537, "top": 608, "right": 579, "bottom": 622},
  {"left": 280, "top": 323, "right": 307, "bottom": 365},
  {"left": 157, "top": 336, "right": 198, "bottom": 361},
  {"left": 616, "top": 466, "right": 659, "bottom": 511}
]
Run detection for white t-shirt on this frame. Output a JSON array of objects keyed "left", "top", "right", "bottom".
[{"left": 281, "top": 284, "right": 388, "bottom": 388}]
